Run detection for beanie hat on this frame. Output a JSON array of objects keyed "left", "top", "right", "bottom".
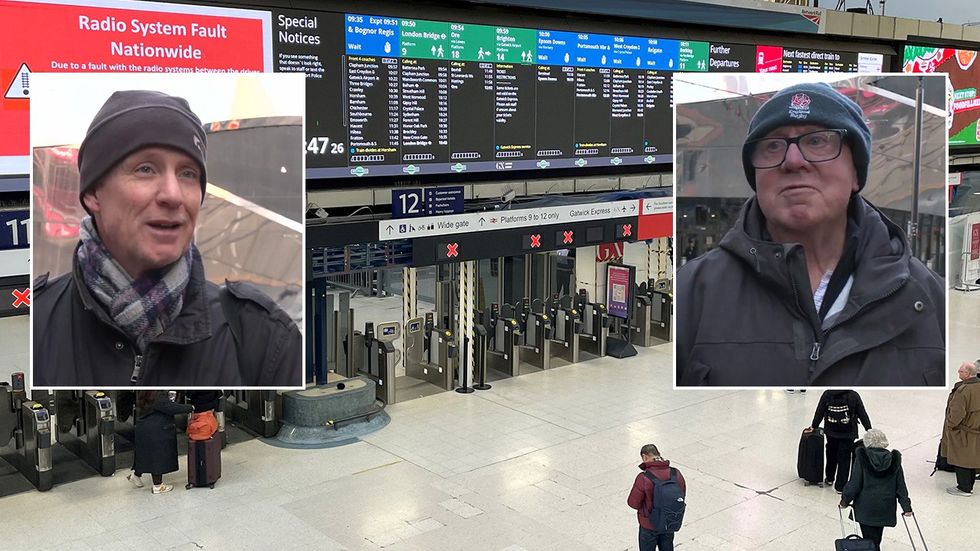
[
  {"left": 863, "top": 428, "right": 889, "bottom": 449},
  {"left": 741, "top": 82, "right": 871, "bottom": 191},
  {"left": 78, "top": 90, "right": 207, "bottom": 211}
]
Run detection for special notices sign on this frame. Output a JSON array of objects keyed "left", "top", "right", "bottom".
[
  {"left": 903, "top": 45, "right": 980, "bottom": 147},
  {"left": 0, "top": 0, "right": 271, "bottom": 174}
]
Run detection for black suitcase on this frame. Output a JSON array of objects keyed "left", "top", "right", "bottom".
[
  {"left": 186, "top": 436, "right": 221, "bottom": 489},
  {"left": 798, "top": 427, "right": 824, "bottom": 486}
]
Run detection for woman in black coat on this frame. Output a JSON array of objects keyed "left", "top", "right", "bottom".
[
  {"left": 839, "top": 429, "right": 913, "bottom": 550},
  {"left": 127, "top": 391, "right": 193, "bottom": 494}
]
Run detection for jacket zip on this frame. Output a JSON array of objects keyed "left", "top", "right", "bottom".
[
  {"left": 131, "top": 354, "right": 144, "bottom": 384},
  {"left": 809, "top": 280, "right": 907, "bottom": 367}
]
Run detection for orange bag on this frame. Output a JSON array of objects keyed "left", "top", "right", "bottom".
[{"left": 187, "top": 411, "right": 218, "bottom": 441}]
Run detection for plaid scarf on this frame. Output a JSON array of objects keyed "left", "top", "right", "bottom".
[{"left": 76, "top": 216, "right": 192, "bottom": 353}]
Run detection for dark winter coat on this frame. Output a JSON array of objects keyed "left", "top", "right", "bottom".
[
  {"left": 841, "top": 447, "right": 912, "bottom": 528},
  {"left": 941, "top": 377, "right": 980, "bottom": 469},
  {"left": 676, "top": 196, "right": 945, "bottom": 386},
  {"left": 810, "top": 390, "right": 872, "bottom": 440},
  {"left": 32, "top": 249, "right": 301, "bottom": 387},
  {"left": 133, "top": 393, "right": 194, "bottom": 476},
  {"left": 627, "top": 459, "right": 687, "bottom": 531},
  {"left": 186, "top": 391, "right": 221, "bottom": 413}
]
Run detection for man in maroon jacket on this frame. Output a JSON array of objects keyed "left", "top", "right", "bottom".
[{"left": 627, "top": 444, "right": 687, "bottom": 551}]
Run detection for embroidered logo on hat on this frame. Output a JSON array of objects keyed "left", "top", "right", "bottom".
[
  {"left": 788, "top": 93, "right": 811, "bottom": 120},
  {"left": 193, "top": 134, "right": 205, "bottom": 155}
]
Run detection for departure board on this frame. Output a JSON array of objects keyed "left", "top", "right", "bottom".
[{"left": 269, "top": 10, "right": 887, "bottom": 179}]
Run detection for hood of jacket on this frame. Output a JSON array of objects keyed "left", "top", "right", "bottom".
[
  {"left": 860, "top": 446, "right": 901, "bottom": 474},
  {"left": 639, "top": 459, "right": 671, "bottom": 471}
]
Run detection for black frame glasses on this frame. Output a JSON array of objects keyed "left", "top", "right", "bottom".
[{"left": 747, "top": 129, "right": 849, "bottom": 169}]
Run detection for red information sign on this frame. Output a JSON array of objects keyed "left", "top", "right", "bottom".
[
  {"left": 755, "top": 45, "right": 782, "bottom": 73},
  {"left": 0, "top": 0, "right": 270, "bottom": 171},
  {"left": 971, "top": 223, "right": 980, "bottom": 261}
]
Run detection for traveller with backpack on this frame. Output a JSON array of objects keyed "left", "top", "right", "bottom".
[
  {"left": 806, "top": 389, "right": 871, "bottom": 492},
  {"left": 627, "top": 444, "right": 687, "bottom": 551}
]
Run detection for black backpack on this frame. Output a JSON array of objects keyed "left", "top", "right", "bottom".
[{"left": 643, "top": 468, "right": 686, "bottom": 533}]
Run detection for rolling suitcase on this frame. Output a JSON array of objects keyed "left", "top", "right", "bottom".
[
  {"left": 835, "top": 507, "right": 875, "bottom": 551},
  {"left": 901, "top": 513, "right": 929, "bottom": 551},
  {"left": 798, "top": 427, "right": 824, "bottom": 486},
  {"left": 186, "top": 436, "right": 221, "bottom": 489}
]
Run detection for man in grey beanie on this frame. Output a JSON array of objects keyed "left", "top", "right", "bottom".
[
  {"left": 33, "top": 90, "right": 301, "bottom": 387},
  {"left": 676, "top": 82, "right": 944, "bottom": 386}
]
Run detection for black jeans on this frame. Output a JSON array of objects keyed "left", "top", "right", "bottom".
[
  {"left": 955, "top": 466, "right": 977, "bottom": 493},
  {"left": 639, "top": 527, "right": 674, "bottom": 551},
  {"left": 825, "top": 436, "right": 853, "bottom": 491},
  {"left": 859, "top": 524, "right": 883, "bottom": 551}
]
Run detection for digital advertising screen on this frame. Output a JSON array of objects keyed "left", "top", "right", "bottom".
[
  {"left": 903, "top": 45, "right": 980, "bottom": 147},
  {"left": 0, "top": 0, "right": 272, "bottom": 180},
  {"left": 605, "top": 263, "right": 635, "bottom": 320}
]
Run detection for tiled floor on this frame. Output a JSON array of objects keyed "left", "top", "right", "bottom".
[{"left": 0, "top": 293, "right": 974, "bottom": 550}]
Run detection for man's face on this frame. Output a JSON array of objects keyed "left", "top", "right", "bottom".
[
  {"left": 83, "top": 147, "right": 202, "bottom": 279},
  {"left": 754, "top": 124, "right": 859, "bottom": 235},
  {"left": 958, "top": 362, "right": 974, "bottom": 381}
]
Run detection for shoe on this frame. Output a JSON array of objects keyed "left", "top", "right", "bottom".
[
  {"left": 946, "top": 487, "right": 973, "bottom": 497},
  {"left": 785, "top": 389, "right": 796, "bottom": 393},
  {"left": 152, "top": 484, "right": 174, "bottom": 494},
  {"left": 127, "top": 472, "right": 144, "bottom": 488},
  {"left": 800, "top": 390, "right": 807, "bottom": 393},
  {"left": 824, "top": 478, "right": 835, "bottom": 486}
]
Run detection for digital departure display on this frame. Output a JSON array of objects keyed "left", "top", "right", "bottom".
[{"left": 903, "top": 45, "right": 980, "bottom": 147}]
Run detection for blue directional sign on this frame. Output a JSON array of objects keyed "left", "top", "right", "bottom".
[
  {"left": 392, "top": 188, "right": 425, "bottom": 219},
  {"left": 0, "top": 210, "right": 29, "bottom": 250},
  {"left": 345, "top": 13, "right": 400, "bottom": 56},
  {"left": 644, "top": 38, "right": 680, "bottom": 71},
  {"left": 573, "top": 32, "right": 614, "bottom": 67},
  {"left": 610, "top": 36, "right": 646, "bottom": 69},
  {"left": 537, "top": 30, "right": 576, "bottom": 66},
  {"left": 425, "top": 186, "right": 465, "bottom": 216}
]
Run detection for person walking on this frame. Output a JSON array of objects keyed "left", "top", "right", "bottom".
[
  {"left": 943, "top": 360, "right": 980, "bottom": 497},
  {"left": 807, "top": 389, "right": 872, "bottom": 492},
  {"left": 127, "top": 390, "right": 194, "bottom": 494},
  {"left": 627, "top": 444, "right": 687, "bottom": 551},
  {"left": 839, "top": 429, "right": 912, "bottom": 550}
]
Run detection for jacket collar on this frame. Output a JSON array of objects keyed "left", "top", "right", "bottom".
[
  {"left": 72, "top": 246, "right": 213, "bottom": 346},
  {"left": 639, "top": 459, "right": 671, "bottom": 470}
]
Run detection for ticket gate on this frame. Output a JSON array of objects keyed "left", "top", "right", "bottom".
[
  {"left": 351, "top": 321, "right": 399, "bottom": 404},
  {"left": 404, "top": 313, "right": 457, "bottom": 392},
  {"left": 518, "top": 301, "right": 553, "bottom": 371},
  {"left": 546, "top": 295, "right": 581, "bottom": 365},
  {"left": 630, "top": 293, "right": 655, "bottom": 347},
  {"left": 485, "top": 305, "right": 522, "bottom": 377},
  {"left": 576, "top": 290, "right": 610, "bottom": 358},
  {"left": 649, "top": 290, "right": 672, "bottom": 342},
  {"left": 55, "top": 391, "right": 116, "bottom": 476},
  {"left": 19, "top": 401, "right": 54, "bottom": 491},
  {"left": 224, "top": 391, "right": 279, "bottom": 438}
]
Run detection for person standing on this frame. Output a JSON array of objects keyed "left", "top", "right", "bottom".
[
  {"left": 839, "top": 429, "right": 912, "bottom": 551},
  {"left": 807, "top": 389, "right": 872, "bottom": 492},
  {"left": 127, "top": 390, "right": 194, "bottom": 494},
  {"left": 627, "top": 444, "right": 687, "bottom": 551},
  {"left": 943, "top": 361, "right": 980, "bottom": 497}
]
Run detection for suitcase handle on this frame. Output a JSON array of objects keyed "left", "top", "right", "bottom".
[
  {"left": 837, "top": 506, "right": 860, "bottom": 539},
  {"left": 901, "top": 513, "right": 928, "bottom": 551}
]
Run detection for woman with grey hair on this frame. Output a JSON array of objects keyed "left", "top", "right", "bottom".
[{"left": 839, "top": 428, "right": 913, "bottom": 550}]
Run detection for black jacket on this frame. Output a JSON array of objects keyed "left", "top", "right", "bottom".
[
  {"left": 33, "top": 249, "right": 301, "bottom": 387},
  {"left": 811, "top": 390, "right": 872, "bottom": 440},
  {"left": 677, "top": 196, "right": 945, "bottom": 386},
  {"left": 841, "top": 447, "right": 912, "bottom": 527},
  {"left": 133, "top": 393, "right": 193, "bottom": 476}
]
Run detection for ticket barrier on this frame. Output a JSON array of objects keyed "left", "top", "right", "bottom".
[
  {"left": 350, "top": 321, "right": 399, "bottom": 405},
  {"left": 404, "top": 313, "right": 458, "bottom": 392},
  {"left": 224, "top": 390, "right": 279, "bottom": 438},
  {"left": 576, "top": 290, "right": 610, "bottom": 358},
  {"left": 19, "top": 401, "right": 54, "bottom": 491},
  {"left": 55, "top": 391, "right": 116, "bottom": 477},
  {"left": 484, "top": 305, "right": 522, "bottom": 377},
  {"left": 637, "top": 280, "right": 672, "bottom": 343},
  {"left": 630, "top": 291, "right": 655, "bottom": 347},
  {"left": 546, "top": 295, "right": 581, "bottom": 365},
  {"left": 518, "top": 300, "right": 553, "bottom": 371}
]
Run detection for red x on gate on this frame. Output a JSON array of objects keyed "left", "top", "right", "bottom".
[
  {"left": 446, "top": 243, "right": 459, "bottom": 258},
  {"left": 622, "top": 224, "right": 632, "bottom": 237},
  {"left": 11, "top": 288, "right": 30, "bottom": 308},
  {"left": 563, "top": 230, "right": 574, "bottom": 244},
  {"left": 530, "top": 234, "right": 541, "bottom": 248}
]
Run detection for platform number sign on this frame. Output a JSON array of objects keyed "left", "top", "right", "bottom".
[
  {"left": 392, "top": 188, "right": 425, "bottom": 219},
  {"left": 0, "top": 210, "right": 29, "bottom": 250}
]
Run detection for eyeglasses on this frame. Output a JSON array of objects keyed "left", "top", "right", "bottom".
[{"left": 747, "top": 129, "right": 848, "bottom": 169}]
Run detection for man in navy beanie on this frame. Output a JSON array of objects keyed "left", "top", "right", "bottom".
[
  {"left": 33, "top": 90, "right": 301, "bottom": 387},
  {"left": 676, "top": 82, "right": 944, "bottom": 386}
]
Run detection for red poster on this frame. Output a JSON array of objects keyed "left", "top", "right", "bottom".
[
  {"left": 755, "top": 45, "right": 783, "bottom": 73},
  {"left": 972, "top": 223, "right": 980, "bottom": 261},
  {"left": 0, "top": 0, "right": 270, "bottom": 166}
]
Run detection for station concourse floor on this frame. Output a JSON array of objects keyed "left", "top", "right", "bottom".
[{"left": 0, "top": 293, "right": 974, "bottom": 551}]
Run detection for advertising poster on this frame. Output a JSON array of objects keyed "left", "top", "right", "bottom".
[
  {"left": 606, "top": 263, "right": 634, "bottom": 320},
  {"left": 0, "top": 0, "right": 272, "bottom": 176},
  {"left": 903, "top": 45, "right": 980, "bottom": 147}
]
